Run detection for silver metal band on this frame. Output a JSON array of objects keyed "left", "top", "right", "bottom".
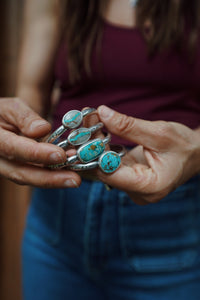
[
  {"left": 46, "top": 107, "right": 96, "bottom": 144},
  {"left": 68, "top": 133, "right": 111, "bottom": 164},
  {"left": 48, "top": 133, "right": 111, "bottom": 169},
  {"left": 81, "top": 107, "right": 96, "bottom": 117},
  {"left": 56, "top": 122, "right": 104, "bottom": 149},
  {"left": 68, "top": 144, "right": 126, "bottom": 173}
]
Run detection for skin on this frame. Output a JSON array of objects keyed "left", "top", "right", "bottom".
[
  {"left": 0, "top": 0, "right": 134, "bottom": 188},
  {"left": 1, "top": 0, "right": 200, "bottom": 203},
  {"left": 0, "top": 0, "right": 81, "bottom": 188},
  {"left": 96, "top": 106, "right": 200, "bottom": 205}
]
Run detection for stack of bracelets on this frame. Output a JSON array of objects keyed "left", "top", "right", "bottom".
[{"left": 47, "top": 108, "right": 126, "bottom": 174}]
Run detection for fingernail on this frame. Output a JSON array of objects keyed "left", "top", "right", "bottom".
[
  {"left": 64, "top": 179, "right": 79, "bottom": 188},
  {"left": 31, "top": 119, "right": 48, "bottom": 131},
  {"left": 98, "top": 106, "right": 114, "bottom": 120},
  {"left": 49, "top": 152, "right": 64, "bottom": 163}
]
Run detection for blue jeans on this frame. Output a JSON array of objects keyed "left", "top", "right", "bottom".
[{"left": 22, "top": 175, "right": 200, "bottom": 300}]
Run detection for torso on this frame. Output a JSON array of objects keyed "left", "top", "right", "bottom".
[{"left": 52, "top": 0, "right": 200, "bottom": 146}]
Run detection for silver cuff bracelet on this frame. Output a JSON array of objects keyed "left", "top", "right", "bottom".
[
  {"left": 49, "top": 133, "right": 111, "bottom": 169},
  {"left": 68, "top": 144, "right": 126, "bottom": 174},
  {"left": 46, "top": 107, "right": 96, "bottom": 144},
  {"left": 56, "top": 122, "right": 104, "bottom": 149}
]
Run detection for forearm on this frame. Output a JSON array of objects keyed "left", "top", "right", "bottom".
[
  {"left": 16, "top": 0, "right": 65, "bottom": 116},
  {"left": 16, "top": 84, "right": 52, "bottom": 117}
]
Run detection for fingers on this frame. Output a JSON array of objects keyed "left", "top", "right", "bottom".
[
  {"left": 0, "top": 98, "right": 51, "bottom": 138},
  {"left": 0, "top": 98, "right": 81, "bottom": 188},
  {"left": 0, "top": 127, "right": 67, "bottom": 165},
  {"left": 82, "top": 108, "right": 105, "bottom": 140},
  {"left": 97, "top": 162, "right": 156, "bottom": 194},
  {"left": 126, "top": 193, "right": 149, "bottom": 206},
  {"left": 124, "top": 146, "right": 149, "bottom": 166},
  {"left": 98, "top": 105, "right": 173, "bottom": 150},
  {"left": 0, "top": 157, "right": 81, "bottom": 188},
  {"left": 96, "top": 147, "right": 182, "bottom": 204},
  {"left": 82, "top": 108, "right": 100, "bottom": 128}
]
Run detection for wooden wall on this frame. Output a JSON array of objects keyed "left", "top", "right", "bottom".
[{"left": 0, "top": 1, "right": 30, "bottom": 299}]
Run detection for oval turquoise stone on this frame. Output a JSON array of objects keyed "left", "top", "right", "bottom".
[
  {"left": 62, "top": 110, "right": 82, "bottom": 129},
  {"left": 78, "top": 139, "right": 105, "bottom": 163},
  {"left": 99, "top": 151, "right": 121, "bottom": 173},
  {"left": 68, "top": 128, "right": 91, "bottom": 146}
]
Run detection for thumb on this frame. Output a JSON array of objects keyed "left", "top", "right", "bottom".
[
  {"left": 1, "top": 98, "right": 51, "bottom": 138},
  {"left": 98, "top": 105, "right": 164, "bottom": 150}
]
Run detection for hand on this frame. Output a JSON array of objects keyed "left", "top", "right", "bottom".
[
  {"left": 0, "top": 98, "right": 81, "bottom": 188},
  {"left": 97, "top": 105, "right": 200, "bottom": 205}
]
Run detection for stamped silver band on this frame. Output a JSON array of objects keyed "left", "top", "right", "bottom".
[
  {"left": 46, "top": 107, "right": 96, "bottom": 144},
  {"left": 68, "top": 133, "right": 111, "bottom": 164},
  {"left": 68, "top": 144, "right": 126, "bottom": 173},
  {"left": 48, "top": 133, "right": 111, "bottom": 169},
  {"left": 56, "top": 122, "right": 104, "bottom": 149}
]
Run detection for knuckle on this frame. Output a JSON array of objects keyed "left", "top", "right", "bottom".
[
  {"left": 0, "top": 138, "right": 14, "bottom": 159},
  {"left": 13, "top": 97, "right": 20, "bottom": 104},
  {"left": 3, "top": 97, "right": 19, "bottom": 107},
  {"left": 28, "top": 144, "right": 41, "bottom": 162},
  {"left": 18, "top": 110, "right": 31, "bottom": 129},
  {"left": 11, "top": 98, "right": 21, "bottom": 113},
  {"left": 116, "top": 115, "right": 135, "bottom": 134},
  {"left": 154, "top": 121, "right": 173, "bottom": 138},
  {"left": 133, "top": 166, "right": 156, "bottom": 193},
  {"left": 39, "top": 175, "right": 55, "bottom": 188},
  {"left": 9, "top": 170, "right": 26, "bottom": 185},
  {"left": 13, "top": 97, "right": 19, "bottom": 101}
]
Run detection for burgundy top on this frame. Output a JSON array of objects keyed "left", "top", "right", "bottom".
[{"left": 53, "top": 20, "right": 200, "bottom": 146}]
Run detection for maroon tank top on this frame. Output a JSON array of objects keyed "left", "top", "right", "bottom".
[{"left": 53, "top": 20, "right": 200, "bottom": 146}]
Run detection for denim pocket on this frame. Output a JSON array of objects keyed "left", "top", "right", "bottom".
[
  {"left": 118, "top": 177, "right": 200, "bottom": 273},
  {"left": 25, "top": 188, "right": 65, "bottom": 246}
]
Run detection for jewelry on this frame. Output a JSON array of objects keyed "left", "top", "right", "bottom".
[
  {"left": 56, "top": 122, "right": 104, "bottom": 149},
  {"left": 46, "top": 108, "right": 96, "bottom": 143},
  {"left": 68, "top": 145, "right": 126, "bottom": 174},
  {"left": 49, "top": 133, "right": 111, "bottom": 169}
]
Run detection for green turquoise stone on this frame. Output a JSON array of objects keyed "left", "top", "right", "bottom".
[
  {"left": 62, "top": 110, "right": 82, "bottom": 128},
  {"left": 78, "top": 139, "right": 105, "bottom": 163},
  {"left": 68, "top": 128, "right": 91, "bottom": 146},
  {"left": 99, "top": 151, "right": 121, "bottom": 173}
]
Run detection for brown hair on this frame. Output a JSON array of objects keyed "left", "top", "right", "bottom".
[{"left": 65, "top": 0, "right": 200, "bottom": 83}]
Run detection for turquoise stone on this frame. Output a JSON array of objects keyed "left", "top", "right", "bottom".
[
  {"left": 62, "top": 110, "right": 82, "bottom": 129},
  {"left": 78, "top": 139, "right": 105, "bottom": 163},
  {"left": 68, "top": 128, "right": 91, "bottom": 146},
  {"left": 99, "top": 151, "right": 121, "bottom": 173}
]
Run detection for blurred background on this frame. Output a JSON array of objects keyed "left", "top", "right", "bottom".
[{"left": 0, "top": 1, "right": 30, "bottom": 299}]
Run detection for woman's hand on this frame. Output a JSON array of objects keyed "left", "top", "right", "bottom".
[
  {"left": 0, "top": 98, "right": 81, "bottom": 188},
  {"left": 97, "top": 105, "right": 200, "bottom": 205}
]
